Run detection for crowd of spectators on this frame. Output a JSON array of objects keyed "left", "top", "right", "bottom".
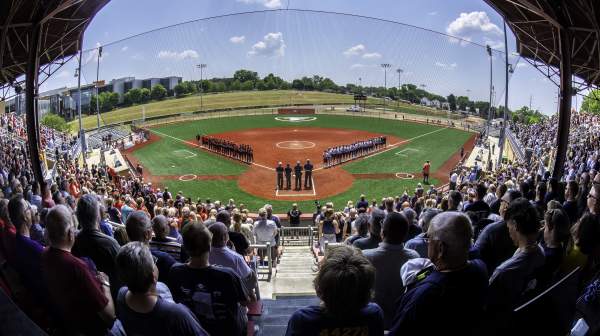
[{"left": 1, "top": 111, "right": 600, "bottom": 335}]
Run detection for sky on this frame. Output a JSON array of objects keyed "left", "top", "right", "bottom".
[{"left": 40, "top": 0, "right": 569, "bottom": 115}]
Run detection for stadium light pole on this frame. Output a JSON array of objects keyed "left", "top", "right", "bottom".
[
  {"left": 196, "top": 64, "right": 207, "bottom": 112},
  {"left": 381, "top": 63, "right": 391, "bottom": 119},
  {"left": 396, "top": 68, "right": 403, "bottom": 112},
  {"left": 486, "top": 44, "right": 493, "bottom": 136},
  {"left": 75, "top": 49, "right": 87, "bottom": 165},
  {"left": 95, "top": 46, "right": 102, "bottom": 130}
]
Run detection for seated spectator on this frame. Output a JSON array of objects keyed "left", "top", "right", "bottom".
[
  {"left": 353, "top": 209, "right": 384, "bottom": 250},
  {"left": 474, "top": 190, "right": 521, "bottom": 273},
  {"left": 208, "top": 222, "right": 258, "bottom": 300},
  {"left": 115, "top": 242, "right": 207, "bottom": 336},
  {"left": 126, "top": 211, "right": 176, "bottom": 283},
  {"left": 406, "top": 208, "right": 442, "bottom": 257},
  {"left": 285, "top": 245, "right": 383, "bottom": 336},
  {"left": 106, "top": 198, "right": 122, "bottom": 224},
  {"left": 150, "top": 214, "right": 183, "bottom": 261},
  {"left": 168, "top": 222, "right": 250, "bottom": 336},
  {"left": 488, "top": 198, "right": 545, "bottom": 313},
  {"left": 7, "top": 194, "right": 46, "bottom": 302},
  {"left": 344, "top": 214, "right": 369, "bottom": 245},
  {"left": 363, "top": 212, "right": 419, "bottom": 328},
  {"left": 72, "top": 194, "right": 121, "bottom": 295},
  {"left": 389, "top": 212, "right": 488, "bottom": 335},
  {"left": 572, "top": 213, "right": 600, "bottom": 287},
  {"left": 42, "top": 205, "right": 115, "bottom": 335}
]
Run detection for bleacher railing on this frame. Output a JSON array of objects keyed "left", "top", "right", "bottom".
[
  {"left": 505, "top": 127, "right": 526, "bottom": 162},
  {"left": 280, "top": 226, "right": 314, "bottom": 247},
  {"left": 249, "top": 243, "right": 274, "bottom": 282}
]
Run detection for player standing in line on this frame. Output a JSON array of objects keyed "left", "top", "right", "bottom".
[
  {"left": 304, "top": 159, "right": 313, "bottom": 189},
  {"left": 294, "top": 161, "right": 303, "bottom": 191},
  {"left": 276, "top": 162, "right": 284, "bottom": 190},
  {"left": 285, "top": 163, "right": 292, "bottom": 190}
]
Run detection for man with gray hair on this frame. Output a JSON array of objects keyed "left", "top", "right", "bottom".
[
  {"left": 389, "top": 211, "right": 488, "bottom": 336},
  {"left": 42, "top": 205, "right": 115, "bottom": 335},
  {"left": 72, "top": 194, "right": 120, "bottom": 294}
]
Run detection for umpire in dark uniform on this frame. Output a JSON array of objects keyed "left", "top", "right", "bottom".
[
  {"left": 304, "top": 159, "right": 313, "bottom": 189},
  {"left": 284, "top": 163, "right": 292, "bottom": 190},
  {"left": 276, "top": 162, "right": 284, "bottom": 190},
  {"left": 294, "top": 161, "right": 303, "bottom": 191}
]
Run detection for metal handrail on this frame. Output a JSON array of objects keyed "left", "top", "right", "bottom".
[{"left": 249, "top": 242, "right": 273, "bottom": 281}]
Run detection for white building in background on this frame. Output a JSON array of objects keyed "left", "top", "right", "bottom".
[{"left": 420, "top": 97, "right": 431, "bottom": 106}]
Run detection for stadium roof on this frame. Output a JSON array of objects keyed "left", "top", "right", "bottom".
[
  {"left": 484, "top": 0, "right": 600, "bottom": 90},
  {"left": 0, "top": 0, "right": 109, "bottom": 90}
]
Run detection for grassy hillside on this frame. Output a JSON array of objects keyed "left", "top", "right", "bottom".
[{"left": 73, "top": 90, "right": 379, "bottom": 130}]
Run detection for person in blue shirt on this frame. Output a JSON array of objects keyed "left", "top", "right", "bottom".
[
  {"left": 389, "top": 212, "right": 488, "bottom": 336},
  {"left": 115, "top": 242, "right": 207, "bottom": 336},
  {"left": 285, "top": 245, "right": 384, "bottom": 336}
]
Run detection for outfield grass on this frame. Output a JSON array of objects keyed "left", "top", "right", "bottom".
[
  {"left": 131, "top": 114, "right": 469, "bottom": 213},
  {"left": 164, "top": 178, "right": 439, "bottom": 214},
  {"left": 73, "top": 90, "right": 380, "bottom": 130}
]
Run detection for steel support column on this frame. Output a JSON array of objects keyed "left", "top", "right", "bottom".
[
  {"left": 25, "top": 21, "right": 44, "bottom": 189},
  {"left": 552, "top": 26, "right": 572, "bottom": 179}
]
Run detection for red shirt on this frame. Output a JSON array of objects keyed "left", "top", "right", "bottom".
[
  {"left": 423, "top": 163, "right": 431, "bottom": 174},
  {"left": 42, "top": 247, "right": 109, "bottom": 335}
]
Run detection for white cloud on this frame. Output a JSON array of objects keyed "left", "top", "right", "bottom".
[
  {"left": 237, "top": 0, "right": 282, "bottom": 9},
  {"left": 343, "top": 44, "right": 366, "bottom": 57},
  {"left": 428, "top": 11, "right": 438, "bottom": 16},
  {"left": 362, "top": 52, "right": 382, "bottom": 59},
  {"left": 130, "top": 53, "right": 144, "bottom": 61},
  {"left": 121, "top": 46, "right": 128, "bottom": 52},
  {"left": 157, "top": 49, "right": 199, "bottom": 60},
  {"left": 230, "top": 35, "right": 246, "bottom": 44},
  {"left": 248, "top": 32, "right": 285, "bottom": 57},
  {"left": 83, "top": 42, "right": 108, "bottom": 65},
  {"left": 435, "top": 62, "right": 458, "bottom": 69},
  {"left": 447, "top": 11, "right": 502, "bottom": 37},
  {"left": 516, "top": 62, "right": 527, "bottom": 68}
]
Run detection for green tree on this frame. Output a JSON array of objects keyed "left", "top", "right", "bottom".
[
  {"left": 150, "top": 84, "right": 167, "bottom": 100},
  {"left": 174, "top": 83, "right": 187, "bottom": 97},
  {"left": 581, "top": 89, "right": 600, "bottom": 114},
  {"left": 241, "top": 80, "right": 254, "bottom": 91},
  {"left": 41, "top": 113, "right": 71, "bottom": 132},
  {"left": 233, "top": 69, "right": 259, "bottom": 83},
  {"left": 125, "top": 88, "right": 143, "bottom": 104},
  {"left": 230, "top": 80, "right": 241, "bottom": 91},
  {"left": 140, "top": 88, "right": 151, "bottom": 103},
  {"left": 447, "top": 94, "right": 457, "bottom": 111},
  {"left": 456, "top": 96, "right": 469, "bottom": 111}
]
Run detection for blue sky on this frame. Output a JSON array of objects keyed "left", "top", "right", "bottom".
[{"left": 41, "top": 0, "right": 566, "bottom": 114}]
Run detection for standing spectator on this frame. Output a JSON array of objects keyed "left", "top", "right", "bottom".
[
  {"left": 115, "top": 242, "right": 207, "bottom": 336},
  {"left": 318, "top": 209, "right": 339, "bottom": 251},
  {"left": 356, "top": 194, "right": 369, "bottom": 210},
  {"left": 230, "top": 209, "right": 254, "bottom": 245},
  {"left": 406, "top": 208, "right": 442, "bottom": 258},
  {"left": 344, "top": 214, "right": 369, "bottom": 245},
  {"left": 150, "top": 215, "right": 183, "bottom": 262},
  {"left": 253, "top": 208, "right": 278, "bottom": 263},
  {"left": 563, "top": 180, "right": 579, "bottom": 224},
  {"left": 363, "top": 212, "right": 419, "bottom": 328},
  {"left": 120, "top": 197, "right": 135, "bottom": 223},
  {"left": 287, "top": 203, "right": 302, "bottom": 228},
  {"left": 208, "top": 223, "right": 258, "bottom": 300},
  {"left": 389, "top": 212, "right": 488, "bottom": 336},
  {"left": 422, "top": 160, "right": 431, "bottom": 184},
  {"left": 474, "top": 190, "right": 521, "bottom": 273},
  {"left": 72, "top": 194, "right": 121, "bottom": 295},
  {"left": 126, "top": 210, "right": 176, "bottom": 283},
  {"left": 7, "top": 194, "right": 46, "bottom": 302},
  {"left": 42, "top": 205, "right": 115, "bottom": 335},
  {"left": 285, "top": 245, "right": 383, "bottom": 335},
  {"left": 353, "top": 209, "right": 385, "bottom": 250},
  {"left": 106, "top": 198, "right": 122, "bottom": 224},
  {"left": 488, "top": 198, "right": 545, "bottom": 314},
  {"left": 169, "top": 222, "right": 250, "bottom": 336},
  {"left": 217, "top": 210, "right": 249, "bottom": 256}
]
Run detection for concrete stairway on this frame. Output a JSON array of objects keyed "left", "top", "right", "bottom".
[
  {"left": 258, "top": 296, "right": 320, "bottom": 336},
  {"left": 270, "top": 246, "right": 317, "bottom": 295}
]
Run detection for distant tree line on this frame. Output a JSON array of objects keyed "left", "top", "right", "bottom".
[{"left": 90, "top": 68, "right": 510, "bottom": 119}]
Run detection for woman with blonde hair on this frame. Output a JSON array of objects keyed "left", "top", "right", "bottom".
[{"left": 230, "top": 209, "right": 254, "bottom": 244}]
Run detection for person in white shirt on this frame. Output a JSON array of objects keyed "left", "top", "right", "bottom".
[{"left": 252, "top": 208, "right": 278, "bottom": 264}]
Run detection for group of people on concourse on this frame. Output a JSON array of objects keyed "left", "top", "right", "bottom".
[
  {"left": 323, "top": 136, "right": 387, "bottom": 167},
  {"left": 275, "top": 160, "right": 314, "bottom": 191},
  {"left": 198, "top": 134, "right": 253, "bottom": 164}
]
